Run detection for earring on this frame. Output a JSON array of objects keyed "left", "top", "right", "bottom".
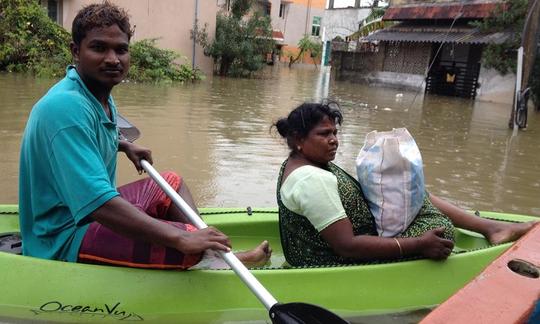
[{"left": 297, "top": 146, "right": 302, "bottom": 151}]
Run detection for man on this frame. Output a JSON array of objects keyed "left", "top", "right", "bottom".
[{"left": 19, "top": 2, "right": 269, "bottom": 269}]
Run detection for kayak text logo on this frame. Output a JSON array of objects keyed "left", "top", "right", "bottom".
[{"left": 31, "top": 301, "right": 144, "bottom": 321}]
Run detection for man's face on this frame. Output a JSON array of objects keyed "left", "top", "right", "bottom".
[{"left": 71, "top": 24, "right": 130, "bottom": 90}]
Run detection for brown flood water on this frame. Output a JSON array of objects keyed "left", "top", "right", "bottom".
[{"left": 1, "top": 66, "right": 539, "bottom": 217}]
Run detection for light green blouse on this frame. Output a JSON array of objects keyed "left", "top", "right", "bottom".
[{"left": 279, "top": 165, "right": 347, "bottom": 231}]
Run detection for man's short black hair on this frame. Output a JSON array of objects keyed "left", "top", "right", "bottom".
[{"left": 72, "top": 1, "right": 133, "bottom": 45}]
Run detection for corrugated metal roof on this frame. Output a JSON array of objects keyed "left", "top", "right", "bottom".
[
  {"left": 383, "top": 2, "right": 507, "bottom": 21},
  {"left": 363, "top": 25, "right": 513, "bottom": 44}
]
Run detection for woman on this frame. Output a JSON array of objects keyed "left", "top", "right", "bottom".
[{"left": 273, "top": 102, "right": 535, "bottom": 266}]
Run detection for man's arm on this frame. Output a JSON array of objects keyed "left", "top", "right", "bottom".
[
  {"left": 91, "top": 196, "right": 231, "bottom": 254},
  {"left": 118, "top": 140, "right": 152, "bottom": 174}
]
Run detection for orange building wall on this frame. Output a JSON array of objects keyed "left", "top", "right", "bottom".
[{"left": 290, "top": 0, "right": 327, "bottom": 9}]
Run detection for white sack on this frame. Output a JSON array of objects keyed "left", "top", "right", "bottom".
[{"left": 356, "top": 128, "right": 425, "bottom": 237}]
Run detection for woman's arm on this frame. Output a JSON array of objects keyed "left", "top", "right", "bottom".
[{"left": 320, "top": 218, "right": 454, "bottom": 261}]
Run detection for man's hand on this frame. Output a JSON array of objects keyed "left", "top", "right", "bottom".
[
  {"left": 119, "top": 141, "right": 153, "bottom": 174},
  {"left": 176, "top": 226, "right": 232, "bottom": 254}
]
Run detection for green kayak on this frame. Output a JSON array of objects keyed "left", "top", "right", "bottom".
[{"left": 0, "top": 205, "right": 536, "bottom": 323}]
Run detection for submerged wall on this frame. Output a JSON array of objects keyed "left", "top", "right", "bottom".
[
  {"left": 332, "top": 41, "right": 429, "bottom": 90},
  {"left": 476, "top": 67, "right": 516, "bottom": 104}
]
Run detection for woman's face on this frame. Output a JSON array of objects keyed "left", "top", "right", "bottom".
[{"left": 298, "top": 115, "right": 339, "bottom": 166}]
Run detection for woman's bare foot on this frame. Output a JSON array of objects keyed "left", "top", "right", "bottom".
[
  {"left": 486, "top": 221, "right": 538, "bottom": 245},
  {"left": 236, "top": 240, "right": 272, "bottom": 267}
]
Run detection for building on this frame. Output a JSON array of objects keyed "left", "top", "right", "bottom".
[
  {"left": 40, "top": 0, "right": 218, "bottom": 74},
  {"left": 332, "top": 0, "right": 516, "bottom": 103},
  {"left": 267, "top": 0, "right": 326, "bottom": 63},
  {"left": 44, "top": 0, "right": 328, "bottom": 69},
  {"left": 321, "top": 1, "right": 388, "bottom": 64}
]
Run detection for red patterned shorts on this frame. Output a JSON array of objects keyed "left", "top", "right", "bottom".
[{"left": 78, "top": 171, "right": 202, "bottom": 269}]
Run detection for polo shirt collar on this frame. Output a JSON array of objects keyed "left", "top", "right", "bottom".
[{"left": 66, "top": 65, "right": 117, "bottom": 126}]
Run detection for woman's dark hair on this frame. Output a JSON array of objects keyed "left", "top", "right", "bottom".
[
  {"left": 273, "top": 101, "right": 343, "bottom": 151},
  {"left": 72, "top": 1, "right": 133, "bottom": 45}
]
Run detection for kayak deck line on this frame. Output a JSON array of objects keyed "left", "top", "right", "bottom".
[
  {"left": 0, "top": 206, "right": 519, "bottom": 270},
  {"left": 420, "top": 223, "right": 540, "bottom": 324},
  {"left": 0, "top": 206, "right": 529, "bottom": 270}
]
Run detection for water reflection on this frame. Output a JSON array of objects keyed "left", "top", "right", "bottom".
[{"left": 0, "top": 66, "right": 539, "bottom": 217}]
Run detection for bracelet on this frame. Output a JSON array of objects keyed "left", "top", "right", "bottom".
[{"left": 393, "top": 238, "right": 403, "bottom": 258}]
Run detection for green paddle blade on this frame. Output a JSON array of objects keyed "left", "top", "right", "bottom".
[{"left": 270, "top": 302, "right": 349, "bottom": 324}]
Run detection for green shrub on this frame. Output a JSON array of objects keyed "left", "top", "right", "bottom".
[
  {"left": 0, "top": 0, "right": 71, "bottom": 77},
  {"left": 128, "top": 39, "right": 202, "bottom": 83}
]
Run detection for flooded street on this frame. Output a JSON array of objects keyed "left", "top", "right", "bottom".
[{"left": 1, "top": 66, "right": 539, "bottom": 217}]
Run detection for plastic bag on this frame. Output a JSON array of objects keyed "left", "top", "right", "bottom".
[{"left": 356, "top": 128, "right": 425, "bottom": 237}]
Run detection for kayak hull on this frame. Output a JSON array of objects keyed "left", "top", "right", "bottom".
[{"left": 0, "top": 205, "right": 536, "bottom": 323}]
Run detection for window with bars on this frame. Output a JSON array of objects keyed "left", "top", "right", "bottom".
[
  {"left": 47, "top": 0, "right": 58, "bottom": 22},
  {"left": 279, "top": 4, "right": 286, "bottom": 18},
  {"left": 312, "top": 16, "right": 321, "bottom": 37},
  {"left": 264, "top": 3, "right": 271, "bottom": 16}
]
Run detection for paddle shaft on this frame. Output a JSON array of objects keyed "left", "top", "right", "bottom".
[{"left": 140, "top": 160, "right": 279, "bottom": 311}]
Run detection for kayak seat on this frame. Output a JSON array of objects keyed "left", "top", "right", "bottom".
[{"left": 0, "top": 232, "right": 22, "bottom": 255}]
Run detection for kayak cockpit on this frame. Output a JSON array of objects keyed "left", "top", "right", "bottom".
[{"left": 0, "top": 233, "right": 21, "bottom": 255}]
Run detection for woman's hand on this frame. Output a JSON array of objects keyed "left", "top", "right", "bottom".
[
  {"left": 321, "top": 219, "right": 454, "bottom": 261},
  {"left": 119, "top": 141, "right": 153, "bottom": 174},
  {"left": 416, "top": 227, "right": 455, "bottom": 260},
  {"left": 175, "top": 226, "right": 232, "bottom": 254}
]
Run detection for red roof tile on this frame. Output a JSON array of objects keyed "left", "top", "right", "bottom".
[{"left": 272, "top": 31, "right": 284, "bottom": 40}]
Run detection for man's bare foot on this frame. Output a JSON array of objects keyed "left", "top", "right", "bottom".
[
  {"left": 236, "top": 240, "right": 272, "bottom": 267},
  {"left": 486, "top": 221, "right": 538, "bottom": 245}
]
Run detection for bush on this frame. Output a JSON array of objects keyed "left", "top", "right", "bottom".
[
  {"left": 128, "top": 39, "right": 202, "bottom": 83},
  {"left": 0, "top": 0, "right": 71, "bottom": 77}
]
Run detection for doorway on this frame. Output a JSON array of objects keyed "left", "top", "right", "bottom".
[{"left": 425, "top": 43, "right": 483, "bottom": 99}]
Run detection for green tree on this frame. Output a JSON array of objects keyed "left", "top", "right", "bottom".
[
  {"left": 471, "top": 0, "right": 528, "bottom": 74},
  {"left": 288, "top": 35, "right": 323, "bottom": 68},
  {"left": 350, "top": 6, "right": 390, "bottom": 40},
  {"left": 0, "top": 0, "right": 71, "bottom": 77},
  {"left": 193, "top": 0, "right": 274, "bottom": 77}
]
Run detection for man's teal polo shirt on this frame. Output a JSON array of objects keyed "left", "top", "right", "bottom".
[{"left": 19, "top": 66, "right": 120, "bottom": 262}]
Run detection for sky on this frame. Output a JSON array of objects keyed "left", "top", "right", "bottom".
[{"left": 332, "top": 0, "right": 389, "bottom": 8}]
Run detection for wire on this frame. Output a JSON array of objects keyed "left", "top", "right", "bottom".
[{"left": 406, "top": 3, "right": 465, "bottom": 110}]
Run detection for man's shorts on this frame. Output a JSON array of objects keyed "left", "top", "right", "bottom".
[{"left": 78, "top": 171, "right": 203, "bottom": 269}]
